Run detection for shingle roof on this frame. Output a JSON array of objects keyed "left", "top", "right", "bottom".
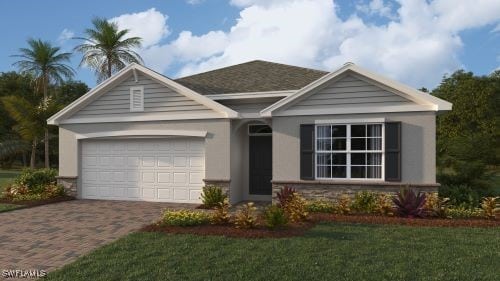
[{"left": 174, "top": 60, "right": 328, "bottom": 95}]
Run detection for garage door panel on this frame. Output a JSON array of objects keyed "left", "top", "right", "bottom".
[{"left": 82, "top": 138, "right": 205, "bottom": 203}]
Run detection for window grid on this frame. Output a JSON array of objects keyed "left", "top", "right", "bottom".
[{"left": 315, "top": 124, "right": 384, "bottom": 180}]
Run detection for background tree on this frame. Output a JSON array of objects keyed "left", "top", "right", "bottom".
[
  {"left": 74, "top": 17, "right": 143, "bottom": 82},
  {"left": 432, "top": 70, "right": 499, "bottom": 202},
  {"left": 12, "top": 39, "right": 74, "bottom": 168}
]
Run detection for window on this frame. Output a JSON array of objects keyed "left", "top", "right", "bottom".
[
  {"left": 248, "top": 124, "right": 272, "bottom": 135},
  {"left": 316, "top": 124, "right": 383, "bottom": 180},
  {"left": 130, "top": 86, "right": 144, "bottom": 112}
]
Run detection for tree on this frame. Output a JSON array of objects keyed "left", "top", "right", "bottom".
[
  {"left": 432, "top": 70, "right": 499, "bottom": 193},
  {"left": 74, "top": 17, "right": 143, "bottom": 82},
  {"left": 12, "top": 39, "right": 74, "bottom": 168}
]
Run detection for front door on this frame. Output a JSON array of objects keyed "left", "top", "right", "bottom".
[{"left": 249, "top": 135, "right": 272, "bottom": 195}]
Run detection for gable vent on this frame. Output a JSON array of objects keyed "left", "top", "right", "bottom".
[{"left": 130, "top": 86, "right": 144, "bottom": 112}]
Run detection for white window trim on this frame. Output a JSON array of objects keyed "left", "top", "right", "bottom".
[
  {"left": 314, "top": 123, "right": 385, "bottom": 181},
  {"left": 130, "top": 86, "right": 144, "bottom": 112}
]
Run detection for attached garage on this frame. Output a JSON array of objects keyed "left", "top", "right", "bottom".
[{"left": 81, "top": 138, "right": 205, "bottom": 203}]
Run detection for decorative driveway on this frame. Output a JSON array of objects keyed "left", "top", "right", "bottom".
[{"left": 0, "top": 200, "right": 194, "bottom": 273}]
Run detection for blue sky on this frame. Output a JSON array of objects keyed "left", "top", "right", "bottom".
[{"left": 1, "top": 0, "right": 499, "bottom": 89}]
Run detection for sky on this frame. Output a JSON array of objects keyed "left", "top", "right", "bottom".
[{"left": 0, "top": 0, "right": 499, "bottom": 90}]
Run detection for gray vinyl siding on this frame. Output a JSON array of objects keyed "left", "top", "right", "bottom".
[
  {"left": 288, "top": 74, "right": 412, "bottom": 110},
  {"left": 72, "top": 73, "right": 214, "bottom": 119},
  {"left": 218, "top": 97, "right": 282, "bottom": 113}
]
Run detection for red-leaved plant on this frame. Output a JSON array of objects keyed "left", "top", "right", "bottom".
[
  {"left": 392, "top": 188, "right": 427, "bottom": 218},
  {"left": 276, "top": 186, "right": 296, "bottom": 207}
]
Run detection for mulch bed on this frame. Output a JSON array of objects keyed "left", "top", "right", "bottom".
[
  {"left": 311, "top": 213, "right": 500, "bottom": 228},
  {"left": 142, "top": 221, "right": 316, "bottom": 239},
  {"left": 142, "top": 212, "right": 500, "bottom": 239},
  {"left": 0, "top": 195, "right": 75, "bottom": 208}
]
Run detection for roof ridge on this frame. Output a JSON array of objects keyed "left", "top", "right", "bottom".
[{"left": 175, "top": 60, "right": 328, "bottom": 80}]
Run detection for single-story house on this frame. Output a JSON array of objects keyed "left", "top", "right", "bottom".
[{"left": 48, "top": 60, "right": 452, "bottom": 204}]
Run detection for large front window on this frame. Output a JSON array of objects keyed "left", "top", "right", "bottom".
[{"left": 316, "top": 124, "right": 383, "bottom": 179}]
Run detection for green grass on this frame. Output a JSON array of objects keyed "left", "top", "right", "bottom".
[
  {"left": 0, "top": 203, "right": 21, "bottom": 213},
  {"left": 0, "top": 169, "right": 21, "bottom": 193},
  {"left": 47, "top": 223, "right": 500, "bottom": 281}
]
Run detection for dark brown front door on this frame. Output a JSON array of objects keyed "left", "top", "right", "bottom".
[{"left": 249, "top": 135, "right": 272, "bottom": 195}]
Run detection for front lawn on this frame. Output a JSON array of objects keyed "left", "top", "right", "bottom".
[
  {"left": 0, "top": 169, "right": 21, "bottom": 193},
  {"left": 0, "top": 203, "right": 21, "bottom": 213},
  {"left": 47, "top": 223, "right": 500, "bottom": 281}
]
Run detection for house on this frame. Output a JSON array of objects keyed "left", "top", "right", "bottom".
[{"left": 48, "top": 60, "right": 452, "bottom": 204}]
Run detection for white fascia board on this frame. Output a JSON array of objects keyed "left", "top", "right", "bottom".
[
  {"left": 75, "top": 129, "right": 207, "bottom": 139},
  {"left": 59, "top": 112, "right": 226, "bottom": 125},
  {"left": 206, "top": 90, "right": 295, "bottom": 100},
  {"left": 47, "top": 64, "right": 135, "bottom": 125},
  {"left": 260, "top": 63, "right": 452, "bottom": 116},
  {"left": 314, "top": 118, "right": 385, "bottom": 124},
  {"left": 271, "top": 104, "right": 436, "bottom": 117},
  {"left": 133, "top": 64, "right": 239, "bottom": 118}
]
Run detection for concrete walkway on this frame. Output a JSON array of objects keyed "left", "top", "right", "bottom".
[{"left": 0, "top": 200, "right": 194, "bottom": 272}]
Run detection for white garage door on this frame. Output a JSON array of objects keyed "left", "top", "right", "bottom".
[{"left": 81, "top": 138, "right": 205, "bottom": 203}]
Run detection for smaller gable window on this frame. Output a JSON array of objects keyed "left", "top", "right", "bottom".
[{"left": 130, "top": 86, "right": 144, "bottom": 112}]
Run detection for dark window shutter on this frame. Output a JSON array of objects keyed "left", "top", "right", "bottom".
[
  {"left": 385, "top": 122, "right": 401, "bottom": 181},
  {"left": 300, "top": 124, "right": 315, "bottom": 180}
]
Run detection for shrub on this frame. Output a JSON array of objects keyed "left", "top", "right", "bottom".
[
  {"left": 11, "top": 193, "right": 45, "bottom": 202},
  {"left": 276, "top": 186, "right": 296, "bottom": 207},
  {"left": 282, "top": 193, "right": 308, "bottom": 222},
  {"left": 446, "top": 206, "right": 483, "bottom": 219},
  {"left": 162, "top": 209, "right": 210, "bottom": 226},
  {"left": 481, "top": 197, "right": 499, "bottom": 219},
  {"left": 424, "top": 193, "right": 450, "bottom": 218},
  {"left": 264, "top": 205, "right": 288, "bottom": 228},
  {"left": 335, "top": 194, "right": 351, "bottom": 215},
  {"left": 4, "top": 183, "right": 65, "bottom": 201},
  {"left": 15, "top": 168, "right": 57, "bottom": 193},
  {"left": 392, "top": 188, "right": 427, "bottom": 218},
  {"left": 374, "top": 194, "right": 394, "bottom": 216},
  {"left": 439, "top": 184, "right": 480, "bottom": 208},
  {"left": 211, "top": 198, "right": 231, "bottom": 224},
  {"left": 306, "top": 200, "right": 335, "bottom": 213},
  {"left": 234, "top": 202, "right": 258, "bottom": 229},
  {"left": 351, "top": 191, "right": 377, "bottom": 213},
  {"left": 200, "top": 185, "right": 227, "bottom": 208}
]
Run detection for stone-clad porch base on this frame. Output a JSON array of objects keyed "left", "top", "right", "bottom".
[{"left": 271, "top": 180, "right": 439, "bottom": 203}]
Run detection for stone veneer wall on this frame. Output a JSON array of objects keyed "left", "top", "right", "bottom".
[
  {"left": 56, "top": 176, "right": 78, "bottom": 197},
  {"left": 272, "top": 180, "right": 439, "bottom": 203},
  {"left": 203, "top": 179, "right": 230, "bottom": 199}
]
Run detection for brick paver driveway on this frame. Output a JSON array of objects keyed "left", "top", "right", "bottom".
[{"left": 0, "top": 200, "right": 194, "bottom": 272}]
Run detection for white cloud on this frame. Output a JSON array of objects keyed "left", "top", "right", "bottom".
[
  {"left": 110, "top": 8, "right": 169, "bottom": 48},
  {"left": 186, "top": 0, "right": 205, "bottom": 4},
  {"left": 356, "top": 0, "right": 396, "bottom": 19},
  {"left": 112, "top": 1, "right": 500, "bottom": 88},
  {"left": 57, "top": 28, "right": 74, "bottom": 44}
]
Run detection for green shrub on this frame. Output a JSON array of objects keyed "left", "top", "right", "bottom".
[
  {"left": 15, "top": 168, "right": 58, "bottom": 193},
  {"left": 200, "top": 185, "right": 227, "bottom": 208},
  {"left": 351, "top": 191, "right": 377, "bottom": 213},
  {"left": 335, "top": 195, "right": 351, "bottom": 215},
  {"left": 162, "top": 209, "right": 210, "bottom": 226},
  {"left": 306, "top": 200, "right": 335, "bottom": 213},
  {"left": 480, "top": 197, "right": 499, "bottom": 219},
  {"left": 446, "top": 206, "right": 483, "bottom": 219},
  {"left": 439, "top": 184, "right": 480, "bottom": 208},
  {"left": 264, "top": 205, "right": 288, "bottom": 228},
  {"left": 375, "top": 194, "right": 394, "bottom": 216},
  {"left": 11, "top": 193, "right": 45, "bottom": 202},
  {"left": 234, "top": 202, "right": 258, "bottom": 229},
  {"left": 211, "top": 198, "right": 231, "bottom": 224},
  {"left": 4, "top": 183, "right": 65, "bottom": 202}
]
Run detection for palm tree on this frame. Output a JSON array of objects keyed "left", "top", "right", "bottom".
[
  {"left": 74, "top": 17, "right": 143, "bottom": 82},
  {"left": 12, "top": 39, "right": 74, "bottom": 168}
]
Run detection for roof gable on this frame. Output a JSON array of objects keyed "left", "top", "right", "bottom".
[
  {"left": 175, "top": 60, "right": 328, "bottom": 95},
  {"left": 261, "top": 63, "right": 452, "bottom": 116},
  {"left": 48, "top": 64, "right": 238, "bottom": 125}
]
